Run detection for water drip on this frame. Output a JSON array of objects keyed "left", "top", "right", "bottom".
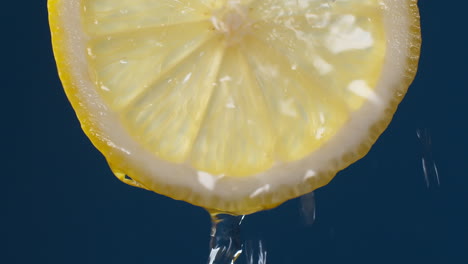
[{"left": 207, "top": 211, "right": 245, "bottom": 264}]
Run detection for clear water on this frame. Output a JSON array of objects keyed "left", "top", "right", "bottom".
[{"left": 207, "top": 192, "right": 315, "bottom": 264}]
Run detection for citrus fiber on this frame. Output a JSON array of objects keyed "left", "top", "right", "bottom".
[{"left": 49, "top": 0, "right": 421, "bottom": 214}]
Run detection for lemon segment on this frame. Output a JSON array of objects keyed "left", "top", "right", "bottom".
[
  {"left": 123, "top": 37, "right": 225, "bottom": 163},
  {"left": 82, "top": 0, "right": 212, "bottom": 36},
  {"left": 86, "top": 21, "right": 215, "bottom": 110},
  {"left": 190, "top": 46, "right": 276, "bottom": 176},
  {"left": 49, "top": 0, "right": 421, "bottom": 214},
  {"left": 242, "top": 35, "right": 349, "bottom": 161},
  {"left": 247, "top": 2, "right": 386, "bottom": 111}
]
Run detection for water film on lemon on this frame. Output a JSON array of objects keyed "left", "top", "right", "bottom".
[{"left": 50, "top": 0, "right": 420, "bottom": 214}]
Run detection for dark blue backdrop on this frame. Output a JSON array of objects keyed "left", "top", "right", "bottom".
[{"left": 6, "top": 1, "right": 468, "bottom": 263}]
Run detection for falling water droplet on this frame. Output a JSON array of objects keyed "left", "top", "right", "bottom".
[
  {"left": 300, "top": 191, "right": 316, "bottom": 225},
  {"left": 416, "top": 129, "right": 440, "bottom": 188},
  {"left": 207, "top": 211, "right": 244, "bottom": 264},
  {"left": 244, "top": 240, "right": 267, "bottom": 264}
]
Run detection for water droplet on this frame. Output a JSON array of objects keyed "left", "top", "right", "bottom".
[
  {"left": 86, "top": 48, "right": 96, "bottom": 59},
  {"left": 244, "top": 240, "right": 267, "bottom": 264},
  {"left": 100, "top": 84, "right": 110, "bottom": 91},
  {"left": 416, "top": 129, "right": 440, "bottom": 188},
  {"left": 207, "top": 212, "right": 244, "bottom": 264},
  {"left": 183, "top": 72, "right": 192, "bottom": 83},
  {"left": 300, "top": 191, "right": 316, "bottom": 225}
]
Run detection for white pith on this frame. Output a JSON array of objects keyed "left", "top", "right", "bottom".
[{"left": 52, "top": 0, "right": 417, "bottom": 210}]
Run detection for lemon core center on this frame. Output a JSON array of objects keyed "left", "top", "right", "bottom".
[{"left": 211, "top": 2, "right": 251, "bottom": 45}]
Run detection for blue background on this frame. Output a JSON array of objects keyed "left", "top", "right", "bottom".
[{"left": 6, "top": 1, "right": 468, "bottom": 263}]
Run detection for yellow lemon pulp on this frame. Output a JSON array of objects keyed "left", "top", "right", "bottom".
[{"left": 49, "top": 0, "right": 420, "bottom": 214}]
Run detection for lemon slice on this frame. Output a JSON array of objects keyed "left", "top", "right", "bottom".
[{"left": 49, "top": 0, "right": 421, "bottom": 214}]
